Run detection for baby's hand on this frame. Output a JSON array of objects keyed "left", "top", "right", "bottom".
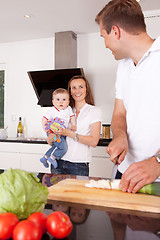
[{"left": 70, "top": 125, "right": 76, "bottom": 131}]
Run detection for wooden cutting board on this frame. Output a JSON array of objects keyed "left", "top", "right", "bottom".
[{"left": 47, "top": 179, "right": 160, "bottom": 218}]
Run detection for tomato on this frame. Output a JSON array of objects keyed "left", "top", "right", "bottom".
[
  {"left": 46, "top": 211, "right": 73, "bottom": 239},
  {"left": 0, "top": 212, "right": 19, "bottom": 239},
  {"left": 13, "top": 220, "right": 42, "bottom": 240},
  {"left": 28, "top": 212, "right": 47, "bottom": 234}
]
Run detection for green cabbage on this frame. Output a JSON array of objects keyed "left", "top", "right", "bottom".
[{"left": 0, "top": 168, "right": 48, "bottom": 220}]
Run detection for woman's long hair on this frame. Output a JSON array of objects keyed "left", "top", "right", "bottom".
[{"left": 68, "top": 75, "right": 95, "bottom": 108}]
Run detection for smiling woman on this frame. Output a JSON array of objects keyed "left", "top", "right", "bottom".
[{"left": 46, "top": 75, "right": 102, "bottom": 178}]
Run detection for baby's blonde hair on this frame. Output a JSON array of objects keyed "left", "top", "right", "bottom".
[{"left": 52, "top": 88, "right": 69, "bottom": 99}]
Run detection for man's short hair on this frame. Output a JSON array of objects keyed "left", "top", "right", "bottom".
[{"left": 95, "top": 0, "right": 146, "bottom": 34}]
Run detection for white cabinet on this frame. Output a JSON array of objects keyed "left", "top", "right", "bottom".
[
  {"left": 0, "top": 152, "right": 21, "bottom": 169},
  {"left": 0, "top": 142, "right": 113, "bottom": 177},
  {"left": 0, "top": 142, "right": 51, "bottom": 173},
  {"left": 90, "top": 146, "right": 114, "bottom": 178}
]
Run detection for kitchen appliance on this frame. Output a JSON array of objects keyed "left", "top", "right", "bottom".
[{"left": 28, "top": 31, "right": 85, "bottom": 107}]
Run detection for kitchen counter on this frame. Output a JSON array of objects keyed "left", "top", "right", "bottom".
[
  {"left": 0, "top": 137, "right": 112, "bottom": 146},
  {"left": 42, "top": 208, "right": 160, "bottom": 240},
  {"left": 42, "top": 176, "right": 160, "bottom": 240}
]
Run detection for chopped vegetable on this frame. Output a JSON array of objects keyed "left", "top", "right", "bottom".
[
  {"left": 85, "top": 179, "right": 160, "bottom": 196},
  {"left": 0, "top": 168, "right": 48, "bottom": 220},
  {"left": 138, "top": 182, "right": 160, "bottom": 196}
]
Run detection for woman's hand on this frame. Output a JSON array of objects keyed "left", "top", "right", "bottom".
[
  {"left": 47, "top": 133, "right": 56, "bottom": 146},
  {"left": 55, "top": 128, "right": 71, "bottom": 137}
]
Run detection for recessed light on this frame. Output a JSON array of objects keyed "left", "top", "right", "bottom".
[{"left": 24, "top": 15, "right": 30, "bottom": 18}]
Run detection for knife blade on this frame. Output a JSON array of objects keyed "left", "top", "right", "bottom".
[{"left": 111, "top": 157, "right": 118, "bottom": 181}]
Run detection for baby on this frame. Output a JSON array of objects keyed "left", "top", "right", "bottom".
[{"left": 40, "top": 88, "right": 76, "bottom": 168}]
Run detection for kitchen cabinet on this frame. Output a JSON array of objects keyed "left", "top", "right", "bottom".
[
  {"left": 0, "top": 140, "right": 112, "bottom": 177},
  {"left": 90, "top": 146, "right": 113, "bottom": 178},
  {"left": 0, "top": 142, "right": 51, "bottom": 173}
]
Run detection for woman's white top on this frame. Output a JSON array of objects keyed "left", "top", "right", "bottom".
[{"left": 62, "top": 103, "right": 102, "bottom": 163}]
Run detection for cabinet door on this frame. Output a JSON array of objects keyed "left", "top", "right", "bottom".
[
  {"left": 90, "top": 146, "right": 114, "bottom": 178},
  {"left": 0, "top": 152, "right": 21, "bottom": 170},
  {"left": 89, "top": 156, "right": 113, "bottom": 178},
  {"left": 20, "top": 153, "right": 51, "bottom": 173}
]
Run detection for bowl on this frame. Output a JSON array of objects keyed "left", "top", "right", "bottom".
[{"left": 0, "top": 129, "right": 8, "bottom": 139}]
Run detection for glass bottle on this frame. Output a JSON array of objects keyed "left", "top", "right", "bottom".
[{"left": 17, "top": 117, "right": 23, "bottom": 138}]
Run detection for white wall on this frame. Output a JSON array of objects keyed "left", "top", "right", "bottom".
[
  {"left": 0, "top": 38, "right": 54, "bottom": 138},
  {"left": 0, "top": 16, "right": 160, "bottom": 138},
  {"left": 78, "top": 33, "right": 118, "bottom": 126},
  {"left": 1, "top": 34, "right": 117, "bottom": 139}
]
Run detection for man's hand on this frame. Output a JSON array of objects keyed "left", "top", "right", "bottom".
[
  {"left": 120, "top": 157, "right": 160, "bottom": 193},
  {"left": 107, "top": 134, "right": 128, "bottom": 165},
  {"left": 107, "top": 98, "right": 128, "bottom": 164}
]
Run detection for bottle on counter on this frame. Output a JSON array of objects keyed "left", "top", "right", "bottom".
[{"left": 17, "top": 117, "right": 23, "bottom": 138}]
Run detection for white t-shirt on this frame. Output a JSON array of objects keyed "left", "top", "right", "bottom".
[
  {"left": 62, "top": 103, "right": 102, "bottom": 163},
  {"left": 43, "top": 106, "right": 75, "bottom": 128},
  {"left": 116, "top": 36, "right": 160, "bottom": 181}
]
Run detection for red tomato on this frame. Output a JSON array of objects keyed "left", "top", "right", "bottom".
[
  {"left": 46, "top": 211, "right": 73, "bottom": 239},
  {"left": 0, "top": 212, "right": 19, "bottom": 239},
  {"left": 13, "top": 220, "right": 42, "bottom": 240},
  {"left": 28, "top": 212, "right": 47, "bottom": 234}
]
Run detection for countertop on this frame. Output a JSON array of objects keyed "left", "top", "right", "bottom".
[
  {"left": 43, "top": 176, "right": 160, "bottom": 240},
  {"left": 42, "top": 207, "right": 160, "bottom": 240},
  {"left": 0, "top": 137, "right": 112, "bottom": 146}
]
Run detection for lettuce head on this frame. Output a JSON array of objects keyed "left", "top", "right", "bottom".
[{"left": 0, "top": 168, "right": 48, "bottom": 220}]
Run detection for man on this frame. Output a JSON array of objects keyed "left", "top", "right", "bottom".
[{"left": 95, "top": 0, "right": 160, "bottom": 193}]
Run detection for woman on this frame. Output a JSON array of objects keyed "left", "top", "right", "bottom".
[{"left": 47, "top": 75, "right": 102, "bottom": 177}]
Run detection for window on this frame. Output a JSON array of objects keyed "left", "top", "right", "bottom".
[{"left": 0, "top": 70, "right": 4, "bottom": 128}]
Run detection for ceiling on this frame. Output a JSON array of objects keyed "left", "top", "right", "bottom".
[{"left": 0, "top": 0, "right": 160, "bottom": 43}]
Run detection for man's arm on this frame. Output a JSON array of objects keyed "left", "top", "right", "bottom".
[{"left": 107, "top": 98, "right": 128, "bottom": 164}]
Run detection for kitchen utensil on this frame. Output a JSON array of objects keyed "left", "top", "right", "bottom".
[
  {"left": 111, "top": 157, "right": 118, "bottom": 181},
  {"left": 47, "top": 179, "right": 160, "bottom": 217}
]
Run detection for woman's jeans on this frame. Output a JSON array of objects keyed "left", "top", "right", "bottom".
[{"left": 51, "top": 159, "right": 89, "bottom": 176}]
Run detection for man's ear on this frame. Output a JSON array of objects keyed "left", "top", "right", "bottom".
[
  {"left": 52, "top": 99, "right": 54, "bottom": 105},
  {"left": 111, "top": 25, "right": 121, "bottom": 40}
]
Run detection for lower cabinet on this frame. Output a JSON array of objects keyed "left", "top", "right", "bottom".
[
  {"left": 90, "top": 146, "right": 114, "bottom": 178},
  {"left": 0, "top": 142, "right": 113, "bottom": 178},
  {"left": 0, "top": 142, "right": 51, "bottom": 173},
  {"left": 0, "top": 152, "right": 21, "bottom": 169}
]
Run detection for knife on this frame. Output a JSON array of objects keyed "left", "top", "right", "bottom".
[{"left": 111, "top": 157, "right": 118, "bottom": 181}]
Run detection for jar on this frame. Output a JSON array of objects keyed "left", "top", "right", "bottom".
[{"left": 102, "top": 124, "right": 111, "bottom": 139}]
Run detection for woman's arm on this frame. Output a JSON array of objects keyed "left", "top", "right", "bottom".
[{"left": 57, "top": 121, "right": 101, "bottom": 148}]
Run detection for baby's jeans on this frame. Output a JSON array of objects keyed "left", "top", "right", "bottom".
[{"left": 45, "top": 136, "right": 67, "bottom": 160}]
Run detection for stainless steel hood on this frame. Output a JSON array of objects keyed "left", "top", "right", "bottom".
[{"left": 28, "top": 31, "right": 84, "bottom": 107}]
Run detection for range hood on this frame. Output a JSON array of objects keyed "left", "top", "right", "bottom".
[{"left": 28, "top": 31, "right": 84, "bottom": 107}]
